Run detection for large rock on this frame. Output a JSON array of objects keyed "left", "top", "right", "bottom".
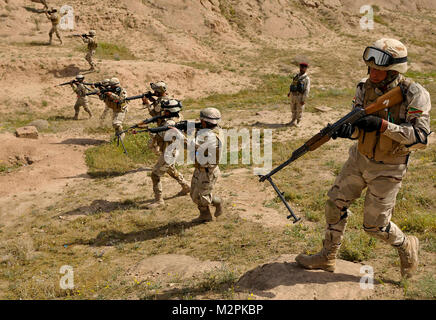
[
  {"left": 15, "top": 126, "right": 39, "bottom": 139},
  {"left": 236, "top": 254, "right": 376, "bottom": 300}
]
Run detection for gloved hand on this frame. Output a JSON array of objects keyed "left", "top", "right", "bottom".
[
  {"left": 354, "top": 115, "right": 383, "bottom": 132},
  {"left": 332, "top": 123, "right": 354, "bottom": 140}
]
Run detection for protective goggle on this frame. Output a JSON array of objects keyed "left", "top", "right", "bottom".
[{"left": 363, "top": 46, "right": 407, "bottom": 67}]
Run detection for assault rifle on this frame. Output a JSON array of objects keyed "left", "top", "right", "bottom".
[
  {"left": 83, "top": 82, "right": 107, "bottom": 88},
  {"left": 71, "top": 33, "right": 90, "bottom": 38},
  {"left": 55, "top": 79, "right": 79, "bottom": 87},
  {"left": 86, "top": 87, "right": 118, "bottom": 96},
  {"left": 116, "top": 120, "right": 202, "bottom": 154},
  {"left": 124, "top": 91, "right": 157, "bottom": 103},
  {"left": 259, "top": 86, "right": 405, "bottom": 223}
]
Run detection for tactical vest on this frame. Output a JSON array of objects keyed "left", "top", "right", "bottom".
[
  {"left": 88, "top": 39, "right": 98, "bottom": 51},
  {"left": 290, "top": 74, "right": 306, "bottom": 94},
  {"left": 357, "top": 77, "right": 412, "bottom": 165},
  {"left": 51, "top": 14, "right": 60, "bottom": 25},
  {"left": 104, "top": 88, "right": 127, "bottom": 112},
  {"left": 194, "top": 127, "right": 222, "bottom": 168},
  {"left": 156, "top": 114, "right": 183, "bottom": 152}
]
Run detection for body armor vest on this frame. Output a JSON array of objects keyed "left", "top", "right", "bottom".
[{"left": 357, "top": 77, "right": 412, "bottom": 164}]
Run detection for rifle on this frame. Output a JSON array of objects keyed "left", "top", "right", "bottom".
[
  {"left": 116, "top": 119, "right": 201, "bottom": 154},
  {"left": 55, "top": 80, "right": 78, "bottom": 87},
  {"left": 71, "top": 33, "right": 90, "bottom": 38},
  {"left": 259, "top": 86, "right": 404, "bottom": 223},
  {"left": 124, "top": 91, "right": 157, "bottom": 103},
  {"left": 86, "top": 87, "right": 117, "bottom": 96},
  {"left": 83, "top": 82, "right": 106, "bottom": 88}
]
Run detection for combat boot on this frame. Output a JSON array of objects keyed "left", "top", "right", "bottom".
[
  {"left": 212, "top": 196, "right": 223, "bottom": 218},
  {"left": 397, "top": 236, "right": 419, "bottom": 278},
  {"left": 295, "top": 121, "right": 301, "bottom": 128},
  {"left": 177, "top": 183, "right": 190, "bottom": 196},
  {"left": 73, "top": 112, "right": 79, "bottom": 120},
  {"left": 193, "top": 206, "right": 213, "bottom": 223},
  {"left": 145, "top": 194, "right": 165, "bottom": 209},
  {"left": 288, "top": 119, "right": 296, "bottom": 126},
  {"left": 295, "top": 240, "right": 338, "bottom": 272}
]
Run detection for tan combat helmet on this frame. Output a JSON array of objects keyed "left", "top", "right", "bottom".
[
  {"left": 161, "top": 99, "right": 182, "bottom": 113},
  {"left": 150, "top": 81, "right": 167, "bottom": 94},
  {"left": 75, "top": 74, "right": 85, "bottom": 81},
  {"left": 89, "top": 30, "right": 96, "bottom": 37},
  {"left": 101, "top": 78, "right": 110, "bottom": 86},
  {"left": 200, "top": 107, "right": 221, "bottom": 125},
  {"left": 109, "top": 77, "right": 120, "bottom": 86},
  {"left": 363, "top": 38, "right": 408, "bottom": 74}
]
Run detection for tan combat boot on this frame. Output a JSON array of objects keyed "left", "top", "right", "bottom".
[
  {"left": 193, "top": 206, "right": 213, "bottom": 223},
  {"left": 397, "top": 236, "right": 419, "bottom": 278},
  {"left": 212, "top": 197, "right": 223, "bottom": 218},
  {"left": 145, "top": 193, "right": 165, "bottom": 209},
  {"left": 295, "top": 240, "right": 338, "bottom": 272},
  {"left": 177, "top": 183, "right": 190, "bottom": 196}
]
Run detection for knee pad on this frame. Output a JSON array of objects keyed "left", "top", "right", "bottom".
[
  {"left": 325, "top": 199, "right": 348, "bottom": 225},
  {"left": 363, "top": 222, "right": 394, "bottom": 242}
]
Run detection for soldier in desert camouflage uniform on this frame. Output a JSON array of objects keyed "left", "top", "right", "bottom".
[
  {"left": 142, "top": 81, "right": 170, "bottom": 153},
  {"left": 99, "top": 78, "right": 129, "bottom": 140},
  {"left": 98, "top": 78, "right": 111, "bottom": 121},
  {"left": 296, "top": 39, "right": 431, "bottom": 279},
  {"left": 287, "top": 62, "right": 311, "bottom": 127},
  {"left": 81, "top": 30, "right": 98, "bottom": 71},
  {"left": 189, "top": 108, "right": 223, "bottom": 223},
  {"left": 70, "top": 74, "right": 92, "bottom": 120},
  {"left": 45, "top": 8, "right": 66, "bottom": 45},
  {"left": 146, "top": 99, "right": 191, "bottom": 209}
]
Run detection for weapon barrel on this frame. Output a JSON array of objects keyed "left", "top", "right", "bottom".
[{"left": 125, "top": 94, "right": 145, "bottom": 101}]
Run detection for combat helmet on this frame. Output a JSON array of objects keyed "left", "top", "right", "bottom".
[
  {"left": 101, "top": 78, "right": 110, "bottom": 86},
  {"left": 363, "top": 38, "right": 408, "bottom": 74},
  {"left": 109, "top": 77, "right": 120, "bottom": 86},
  {"left": 200, "top": 107, "right": 221, "bottom": 125},
  {"left": 75, "top": 74, "right": 85, "bottom": 81},
  {"left": 89, "top": 30, "right": 96, "bottom": 36},
  {"left": 150, "top": 81, "right": 167, "bottom": 94},
  {"left": 161, "top": 99, "right": 182, "bottom": 113}
]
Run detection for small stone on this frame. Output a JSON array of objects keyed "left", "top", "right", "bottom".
[
  {"left": 315, "top": 106, "right": 333, "bottom": 113},
  {"left": 15, "top": 126, "right": 39, "bottom": 139}
]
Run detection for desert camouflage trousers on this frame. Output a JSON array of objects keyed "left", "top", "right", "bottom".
[
  {"left": 324, "top": 144, "right": 407, "bottom": 253},
  {"left": 151, "top": 152, "right": 189, "bottom": 197},
  {"left": 74, "top": 97, "right": 91, "bottom": 117},
  {"left": 190, "top": 166, "right": 220, "bottom": 208},
  {"left": 49, "top": 26, "right": 61, "bottom": 43},
  {"left": 290, "top": 94, "right": 305, "bottom": 122},
  {"left": 112, "top": 108, "right": 127, "bottom": 137},
  {"left": 85, "top": 50, "right": 96, "bottom": 69}
]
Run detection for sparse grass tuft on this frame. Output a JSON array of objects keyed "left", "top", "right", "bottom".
[
  {"left": 85, "top": 133, "right": 157, "bottom": 177},
  {"left": 339, "top": 231, "right": 377, "bottom": 262}
]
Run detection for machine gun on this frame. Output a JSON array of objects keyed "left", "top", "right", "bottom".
[
  {"left": 258, "top": 86, "right": 405, "bottom": 223},
  {"left": 116, "top": 119, "right": 201, "bottom": 154},
  {"left": 124, "top": 91, "right": 157, "bottom": 103}
]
